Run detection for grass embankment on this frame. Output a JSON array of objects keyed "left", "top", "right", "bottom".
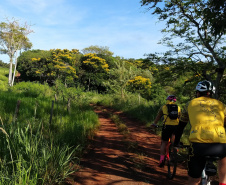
[{"left": 0, "top": 70, "right": 100, "bottom": 184}]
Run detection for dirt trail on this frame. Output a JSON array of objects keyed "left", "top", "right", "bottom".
[{"left": 67, "top": 105, "right": 188, "bottom": 185}]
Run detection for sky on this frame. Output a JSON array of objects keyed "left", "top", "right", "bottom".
[{"left": 0, "top": 0, "right": 167, "bottom": 63}]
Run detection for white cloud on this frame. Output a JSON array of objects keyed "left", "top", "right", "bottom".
[{"left": 0, "top": 0, "right": 168, "bottom": 61}]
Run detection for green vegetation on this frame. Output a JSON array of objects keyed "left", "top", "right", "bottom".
[
  {"left": 0, "top": 67, "right": 9, "bottom": 91},
  {"left": 0, "top": 49, "right": 223, "bottom": 183},
  {"left": 0, "top": 1, "right": 225, "bottom": 182},
  {"left": 0, "top": 61, "right": 192, "bottom": 184},
  {"left": 0, "top": 42, "right": 224, "bottom": 185},
  {"left": 0, "top": 70, "right": 100, "bottom": 184}
]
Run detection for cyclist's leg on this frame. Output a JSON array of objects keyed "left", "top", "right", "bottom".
[
  {"left": 170, "top": 125, "right": 178, "bottom": 146},
  {"left": 161, "top": 126, "right": 174, "bottom": 158},
  {"left": 187, "top": 143, "right": 206, "bottom": 185},
  {"left": 218, "top": 157, "right": 226, "bottom": 184},
  {"left": 160, "top": 140, "right": 168, "bottom": 156},
  {"left": 165, "top": 139, "right": 170, "bottom": 158},
  {"left": 174, "top": 121, "right": 187, "bottom": 146},
  {"left": 159, "top": 140, "right": 168, "bottom": 167},
  {"left": 159, "top": 125, "right": 172, "bottom": 166}
]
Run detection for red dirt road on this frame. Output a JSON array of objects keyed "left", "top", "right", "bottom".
[{"left": 68, "top": 105, "right": 188, "bottom": 185}]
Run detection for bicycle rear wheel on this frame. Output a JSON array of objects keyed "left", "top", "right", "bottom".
[
  {"left": 200, "top": 177, "right": 211, "bottom": 185},
  {"left": 167, "top": 144, "right": 178, "bottom": 180},
  {"left": 200, "top": 166, "right": 213, "bottom": 185}
]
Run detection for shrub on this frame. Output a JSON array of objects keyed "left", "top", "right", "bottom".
[{"left": 10, "top": 81, "right": 53, "bottom": 98}]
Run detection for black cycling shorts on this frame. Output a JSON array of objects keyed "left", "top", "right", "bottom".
[
  {"left": 161, "top": 125, "right": 177, "bottom": 141},
  {"left": 188, "top": 142, "right": 226, "bottom": 178}
]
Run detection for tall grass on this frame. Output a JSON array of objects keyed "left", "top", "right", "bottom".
[
  {"left": 0, "top": 120, "right": 78, "bottom": 184},
  {"left": 91, "top": 92, "right": 161, "bottom": 125},
  {"left": 0, "top": 67, "right": 9, "bottom": 91},
  {"left": 0, "top": 81, "right": 100, "bottom": 184}
]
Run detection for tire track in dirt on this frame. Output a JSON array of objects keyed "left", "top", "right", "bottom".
[{"left": 67, "top": 105, "right": 188, "bottom": 185}]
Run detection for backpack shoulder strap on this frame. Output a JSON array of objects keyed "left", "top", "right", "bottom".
[{"left": 162, "top": 104, "right": 169, "bottom": 125}]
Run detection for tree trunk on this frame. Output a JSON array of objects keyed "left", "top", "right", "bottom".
[
  {"left": 8, "top": 57, "right": 13, "bottom": 86},
  {"left": 12, "top": 51, "right": 18, "bottom": 86},
  {"left": 214, "top": 67, "right": 225, "bottom": 99}
]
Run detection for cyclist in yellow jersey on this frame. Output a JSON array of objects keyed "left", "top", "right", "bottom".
[
  {"left": 152, "top": 95, "right": 181, "bottom": 167},
  {"left": 174, "top": 80, "right": 226, "bottom": 185}
]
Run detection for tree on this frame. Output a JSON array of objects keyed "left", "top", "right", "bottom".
[
  {"left": 127, "top": 76, "right": 152, "bottom": 99},
  {"left": 17, "top": 49, "right": 78, "bottom": 86},
  {"left": 203, "top": 0, "right": 226, "bottom": 36},
  {"left": 17, "top": 50, "right": 52, "bottom": 82},
  {"left": 0, "top": 18, "right": 33, "bottom": 86},
  {"left": 81, "top": 45, "right": 114, "bottom": 57},
  {"left": 79, "top": 53, "right": 109, "bottom": 92},
  {"left": 140, "top": 0, "right": 226, "bottom": 99},
  {"left": 104, "top": 58, "right": 153, "bottom": 99}
]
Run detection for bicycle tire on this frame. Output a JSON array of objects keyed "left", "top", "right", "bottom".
[
  {"left": 200, "top": 170, "right": 212, "bottom": 185},
  {"left": 200, "top": 177, "right": 211, "bottom": 185},
  {"left": 167, "top": 144, "right": 178, "bottom": 180},
  {"left": 200, "top": 177, "right": 207, "bottom": 185}
]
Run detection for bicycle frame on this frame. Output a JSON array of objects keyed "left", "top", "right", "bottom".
[
  {"left": 150, "top": 125, "right": 178, "bottom": 179},
  {"left": 167, "top": 143, "right": 190, "bottom": 180},
  {"left": 167, "top": 142, "right": 178, "bottom": 179}
]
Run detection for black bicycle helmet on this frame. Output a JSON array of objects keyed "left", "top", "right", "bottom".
[{"left": 196, "top": 80, "right": 215, "bottom": 94}]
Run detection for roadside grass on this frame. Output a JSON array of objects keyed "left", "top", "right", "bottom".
[
  {"left": 0, "top": 67, "right": 9, "bottom": 91},
  {"left": 0, "top": 81, "right": 100, "bottom": 184},
  {"left": 131, "top": 153, "right": 147, "bottom": 171},
  {"left": 109, "top": 114, "right": 130, "bottom": 138}
]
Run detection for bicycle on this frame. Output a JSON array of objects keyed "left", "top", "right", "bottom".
[
  {"left": 200, "top": 156, "right": 219, "bottom": 185},
  {"left": 166, "top": 140, "right": 179, "bottom": 179},
  {"left": 168, "top": 143, "right": 222, "bottom": 184},
  {"left": 167, "top": 141, "right": 192, "bottom": 180},
  {"left": 150, "top": 124, "right": 188, "bottom": 180},
  {"left": 150, "top": 124, "right": 221, "bottom": 183}
]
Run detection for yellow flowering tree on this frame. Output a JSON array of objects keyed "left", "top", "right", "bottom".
[
  {"left": 17, "top": 49, "right": 79, "bottom": 86},
  {"left": 80, "top": 53, "right": 109, "bottom": 91},
  {"left": 49, "top": 49, "right": 78, "bottom": 85},
  {"left": 127, "top": 76, "right": 152, "bottom": 99}
]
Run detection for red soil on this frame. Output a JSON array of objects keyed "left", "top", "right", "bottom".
[{"left": 67, "top": 105, "right": 188, "bottom": 185}]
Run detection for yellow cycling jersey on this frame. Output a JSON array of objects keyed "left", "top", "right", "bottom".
[
  {"left": 180, "top": 96, "right": 226, "bottom": 143},
  {"left": 157, "top": 101, "right": 181, "bottom": 126}
]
